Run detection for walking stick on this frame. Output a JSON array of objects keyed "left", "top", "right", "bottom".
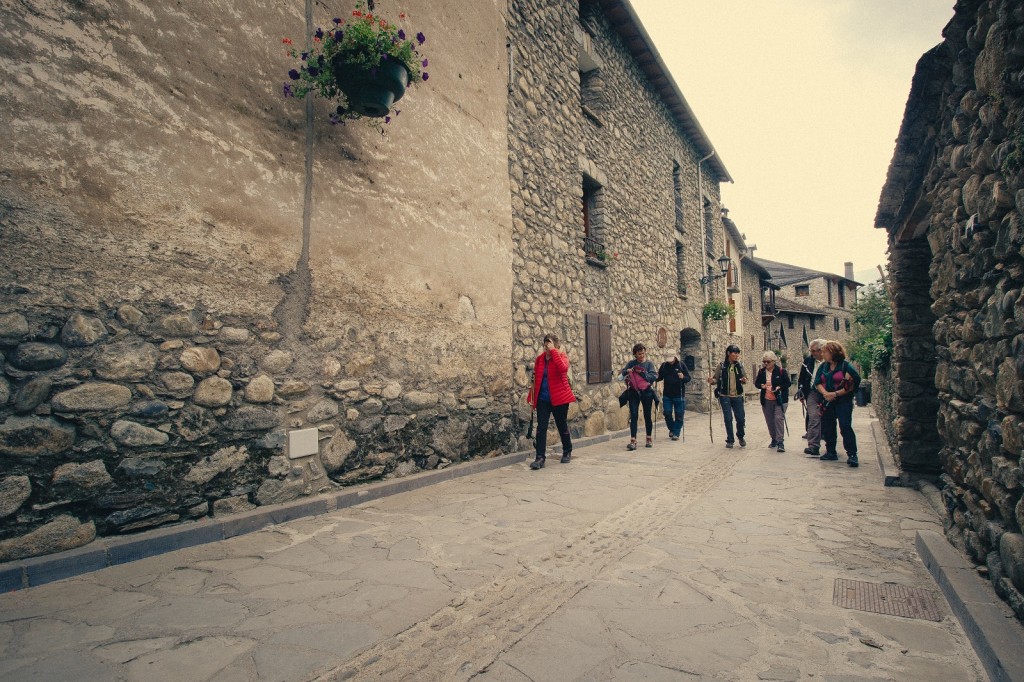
[{"left": 706, "top": 342, "right": 715, "bottom": 443}]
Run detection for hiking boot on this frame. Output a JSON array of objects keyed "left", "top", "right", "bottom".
[
  {"left": 627, "top": 440, "right": 637, "bottom": 451},
  {"left": 804, "top": 447, "right": 820, "bottom": 457},
  {"left": 645, "top": 437, "right": 653, "bottom": 448},
  {"left": 529, "top": 456, "right": 545, "bottom": 470},
  {"left": 769, "top": 440, "right": 777, "bottom": 448},
  {"left": 560, "top": 452, "right": 571, "bottom": 464},
  {"left": 847, "top": 455, "right": 859, "bottom": 468},
  {"left": 738, "top": 438, "right": 746, "bottom": 448},
  {"left": 777, "top": 441, "right": 785, "bottom": 453},
  {"left": 725, "top": 441, "right": 734, "bottom": 449},
  {"left": 820, "top": 452, "right": 839, "bottom": 461}
]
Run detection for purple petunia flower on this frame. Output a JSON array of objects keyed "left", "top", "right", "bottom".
[
  {"left": 283, "top": 82, "right": 294, "bottom": 97},
  {"left": 381, "top": 53, "right": 389, "bottom": 60},
  {"left": 398, "top": 29, "right": 406, "bottom": 40},
  {"left": 288, "top": 69, "right": 300, "bottom": 80},
  {"left": 385, "top": 115, "right": 391, "bottom": 124},
  {"left": 334, "top": 30, "right": 343, "bottom": 41},
  {"left": 307, "top": 66, "right": 319, "bottom": 77},
  {"left": 421, "top": 72, "right": 428, "bottom": 81},
  {"left": 332, "top": 17, "right": 341, "bottom": 24},
  {"left": 314, "top": 27, "right": 323, "bottom": 39},
  {"left": 329, "top": 112, "right": 340, "bottom": 125},
  {"left": 416, "top": 32, "right": 425, "bottom": 45},
  {"left": 422, "top": 58, "right": 428, "bottom": 67},
  {"left": 300, "top": 52, "right": 308, "bottom": 61}
]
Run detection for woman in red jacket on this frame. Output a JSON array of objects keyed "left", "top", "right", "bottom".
[{"left": 527, "top": 333, "right": 577, "bottom": 469}]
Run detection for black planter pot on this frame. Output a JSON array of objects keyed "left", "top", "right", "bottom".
[{"left": 331, "top": 56, "right": 409, "bottom": 117}]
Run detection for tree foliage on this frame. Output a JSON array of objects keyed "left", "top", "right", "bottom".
[{"left": 849, "top": 282, "right": 893, "bottom": 375}]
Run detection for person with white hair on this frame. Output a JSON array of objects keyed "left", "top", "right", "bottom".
[
  {"left": 796, "top": 339, "right": 826, "bottom": 457},
  {"left": 754, "top": 350, "right": 791, "bottom": 452}
]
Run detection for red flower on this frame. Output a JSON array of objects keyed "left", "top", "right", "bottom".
[
  {"left": 399, "top": 12, "right": 407, "bottom": 19},
  {"left": 379, "top": 19, "right": 387, "bottom": 28},
  {"left": 282, "top": 37, "right": 293, "bottom": 45},
  {"left": 352, "top": 10, "right": 361, "bottom": 16}
]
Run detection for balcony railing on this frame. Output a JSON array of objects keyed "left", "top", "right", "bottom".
[{"left": 583, "top": 236, "right": 609, "bottom": 267}]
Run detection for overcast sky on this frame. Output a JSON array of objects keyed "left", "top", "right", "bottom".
[{"left": 630, "top": 0, "right": 956, "bottom": 284}]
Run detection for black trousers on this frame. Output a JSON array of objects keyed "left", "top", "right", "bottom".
[
  {"left": 628, "top": 392, "right": 654, "bottom": 438},
  {"left": 535, "top": 400, "right": 572, "bottom": 459}
]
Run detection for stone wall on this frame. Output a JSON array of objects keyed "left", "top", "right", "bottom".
[
  {"left": 506, "top": 0, "right": 728, "bottom": 438},
  {"left": 0, "top": 0, "right": 516, "bottom": 560},
  {"left": 876, "top": 0, "right": 1024, "bottom": 620}
]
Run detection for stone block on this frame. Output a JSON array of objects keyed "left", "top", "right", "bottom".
[
  {"left": 0, "top": 416, "right": 76, "bottom": 457},
  {"left": 0, "top": 475, "right": 31, "bottom": 518},
  {"left": 0, "top": 515, "right": 96, "bottom": 562}
]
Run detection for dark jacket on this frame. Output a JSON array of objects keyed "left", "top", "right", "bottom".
[
  {"left": 714, "top": 361, "right": 746, "bottom": 397},
  {"left": 754, "top": 364, "right": 791, "bottom": 406},
  {"left": 813, "top": 360, "right": 862, "bottom": 403},
  {"left": 797, "top": 354, "right": 816, "bottom": 398},
  {"left": 620, "top": 359, "right": 658, "bottom": 401},
  {"left": 657, "top": 359, "right": 691, "bottom": 398}
]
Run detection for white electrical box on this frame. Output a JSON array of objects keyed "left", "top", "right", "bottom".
[{"left": 288, "top": 428, "right": 319, "bottom": 459}]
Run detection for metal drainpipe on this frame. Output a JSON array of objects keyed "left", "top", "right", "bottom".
[{"left": 697, "top": 150, "right": 717, "bottom": 304}]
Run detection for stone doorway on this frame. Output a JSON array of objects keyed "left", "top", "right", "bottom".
[
  {"left": 680, "top": 327, "right": 708, "bottom": 413},
  {"left": 887, "top": 236, "right": 941, "bottom": 473}
]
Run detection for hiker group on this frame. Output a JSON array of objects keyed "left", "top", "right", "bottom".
[{"left": 525, "top": 334, "right": 860, "bottom": 470}]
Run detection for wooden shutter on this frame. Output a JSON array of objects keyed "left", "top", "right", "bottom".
[
  {"left": 598, "top": 313, "right": 612, "bottom": 382},
  {"left": 585, "top": 313, "right": 600, "bottom": 384}
]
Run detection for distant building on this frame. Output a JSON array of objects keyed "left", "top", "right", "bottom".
[{"left": 751, "top": 258, "right": 861, "bottom": 355}]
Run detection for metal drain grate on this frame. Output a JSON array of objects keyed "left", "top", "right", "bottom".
[{"left": 833, "top": 579, "right": 943, "bottom": 621}]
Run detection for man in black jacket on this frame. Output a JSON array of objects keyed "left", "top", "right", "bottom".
[
  {"left": 657, "top": 353, "right": 692, "bottom": 440},
  {"left": 796, "top": 338, "right": 826, "bottom": 456}
]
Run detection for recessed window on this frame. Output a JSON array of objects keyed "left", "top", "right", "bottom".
[
  {"left": 787, "top": 314, "right": 795, "bottom": 330},
  {"left": 834, "top": 317, "right": 840, "bottom": 332},
  {"left": 748, "top": 294, "right": 753, "bottom": 311},
  {"left": 810, "top": 317, "right": 817, "bottom": 330},
  {"left": 673, "top": 162, "right": 684, "bottom": 233},
  {"left": 582, "top": 174, "right": 606, "bottom": 263},
  {"left": 845, "top": 318, "right": 851, "bottom": 332},
  {"left": 675, "top": 241, "right": 687, "bottom": 296},
  {"left": 795, "top": 285, "right": 809, "bottom": 297}
]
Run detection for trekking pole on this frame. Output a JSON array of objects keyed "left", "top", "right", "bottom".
[{"left": 706, "top": 342, "right": 714, "bottom": 443}]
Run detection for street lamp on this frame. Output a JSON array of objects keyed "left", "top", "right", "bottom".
[{"left": 699, "top": 254, "right": 732, "bottom": 287}]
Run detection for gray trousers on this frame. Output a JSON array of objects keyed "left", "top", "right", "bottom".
[
  {"left": 761, "top": 400, "right": 787, "bottom": 443},
  {"left": 805, "top": 391, "right": 822, "bottom": 449}
]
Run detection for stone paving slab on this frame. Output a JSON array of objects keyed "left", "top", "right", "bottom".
[{"left": 0, "top": 407, "right": 1010, "bottom": 681}]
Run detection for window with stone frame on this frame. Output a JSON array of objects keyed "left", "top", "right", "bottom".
[
  {"left": 845, "top": 318, "right": 851, "bottom": 332},
  {"left": 578, "top": 24, "right": 604, "bottom": 123},
  {"left": 582, "top": 174, "right": 606, "bottom": 260},
  {"left": 795, "top": 284, "right": 809, "bottom": 297},
  {"left": 673, "top": 161, "right": 685, "bottom": 233},
  {"left": 748, "top": 294, "right": 753, "bottom": 311},
  {"left": 834, "top": 316, "right": 840, "bottom": 332},
  {"left": 838, "top": 282, "right": 846, "bottom": 307},
  {"left": 675, "top": 240, "right": 687, "bottom": 296},
  {"left": 750, "top": 334, "right": 755, "bottom": 349},
  {"left": 584, "top": 312, "right": 612, "bottom": 383},
  {"left": 787, "top": 314, "right": 795, "bottom": 330},
  {"left": 703, "top": 197, "right": 715, "bottom": 256},
  {"left": 809, "top": 317, "right": 817, "bottom": 330},
  {"left": 827, "top": 280, "right": 833, "bottom": 306}
]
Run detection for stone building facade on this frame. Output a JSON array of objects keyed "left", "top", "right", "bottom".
[
  {"left": 507, "top": 0, "right": 734, "bottom": 438},
  {"left": 751, "top": 258, "right": 860, "bottom": 353},
  {"left": 0, "top": 0, "right": 518, "bottom": 561},
  {"left": 875, "top": 0, "right": 1024, "bottom": 621},
  {"left": 0, "top": 0, "right": 735, "bottom": 561}
]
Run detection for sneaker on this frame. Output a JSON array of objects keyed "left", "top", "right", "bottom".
[
  {"left": 529, "top": 457, "right": 545, "bottom": 470},
  {"left": 803, "top": 447, "right": 820, "bottom": 457},
  {"left": 847, "top": 456, "right": 859, "bottom": 468},
  {"left": 777, "top": 442, "right": 785, "bottom": 453},
  {"left": 645, "top": 437, "right": 653, "bottom": 448},
  {"left": 768, "top": 440, "right": 777, "bottom": 448},
  {"left": 725, "top": 441, "right": 734, "bottom": 449},
  {"left": 627, "top": 441, "right": 637, "bottom": 451},
  {"left": 669, "top": 434, "right": 678, "bottom": 441},
  {"left": 738, "top": 438, "right": 746, "bottom": 448},
  {"left": 560, "top": 452, "right": 571, "bottom": 464},
  {"left": 820, "top": 452, "right": 839, "bottom": 461}
]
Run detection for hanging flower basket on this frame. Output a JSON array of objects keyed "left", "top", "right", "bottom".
[{"left": 331, "top": 56, "right": 409, "bottom": 118}]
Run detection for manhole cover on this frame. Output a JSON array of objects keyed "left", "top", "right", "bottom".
[{"left": 833, "top": 579, "right": 943, "bottom": 621}]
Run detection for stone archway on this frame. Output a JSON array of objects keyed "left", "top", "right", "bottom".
[
  {"left": 680, "top": 327, "right": 709, "bottom": 413},
  {"left": 886, "top": 236, "right": 941, "bottom": 473}
]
